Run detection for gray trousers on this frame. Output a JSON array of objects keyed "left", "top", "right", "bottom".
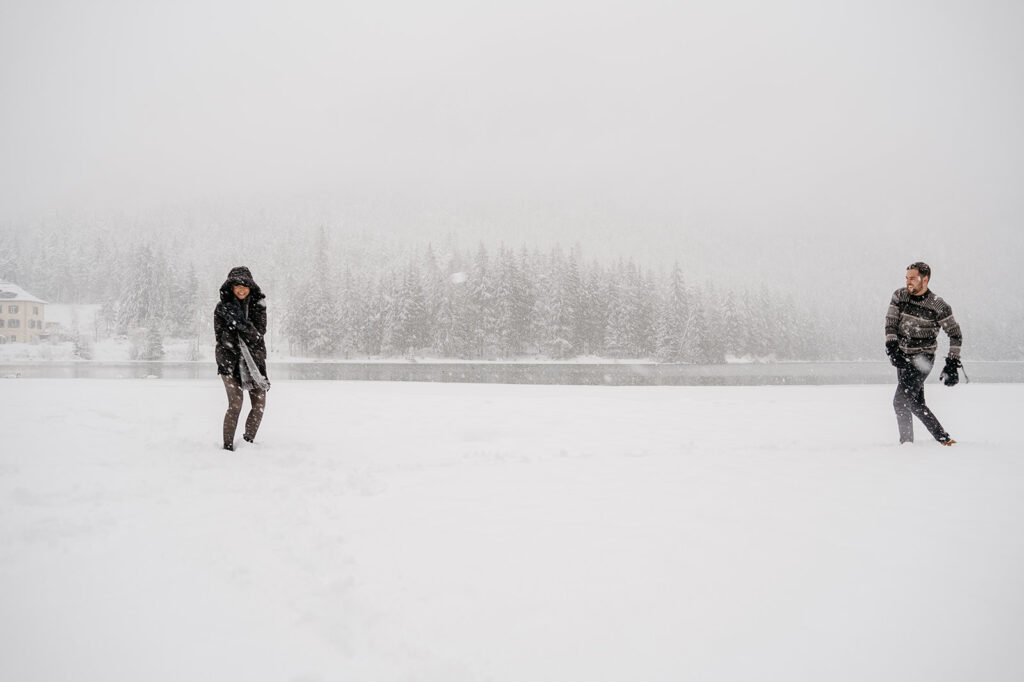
[{"left": 222, "top": 375, "right": 267, "bottom": 447}]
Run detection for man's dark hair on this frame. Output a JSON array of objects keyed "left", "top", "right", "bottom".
[{"left": 907, "top": 261, "right": 931, "bottom": 279}]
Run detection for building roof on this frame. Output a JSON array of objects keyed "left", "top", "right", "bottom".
[{"left": 0, "top": 281, "right": 47, "bottom": 304}]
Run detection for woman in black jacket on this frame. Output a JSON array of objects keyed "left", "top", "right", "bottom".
[{"left": 214, "top": 266, "right": 270, "bottom": 451}]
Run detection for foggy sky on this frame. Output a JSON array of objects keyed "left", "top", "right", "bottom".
[{"left": 2, "top": 0, "right": 1022, "bottom": 283}]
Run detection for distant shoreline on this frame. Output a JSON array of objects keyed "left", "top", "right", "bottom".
[{"left": 3, "top": 361, "right": 1022, "bottom": 385}]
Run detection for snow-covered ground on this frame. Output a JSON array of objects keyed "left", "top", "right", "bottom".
[{"left": 2, "top": 379, "right": 1023, "bottom": 682}]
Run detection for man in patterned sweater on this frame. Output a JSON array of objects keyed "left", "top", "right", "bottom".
[{"left": 885, "top": 262, "right": 963, "bottom": 445}]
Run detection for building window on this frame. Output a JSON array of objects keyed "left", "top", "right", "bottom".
[
  {"left": 10, "top": 335, "right": 15, "bottom": 342},
  {"left": 8, "top": 319, "right": 19, "bottom": 328},
  {"left": 33, "top": 306, "right": 39, "bottom": 315},
  {"left": 0, "top": 319, "right": 4, "bottom": 328},
  {"left": 7, "top": 305, "right": 17, "bottom": 314}
]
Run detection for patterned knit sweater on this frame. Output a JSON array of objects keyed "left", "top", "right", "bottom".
[{"left": 885, "top": 288, "right": 962, "bottom": 358}]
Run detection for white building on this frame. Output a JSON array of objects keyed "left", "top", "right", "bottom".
[{"left": 0, "top": 281, "right": 47, "bottom": 344}]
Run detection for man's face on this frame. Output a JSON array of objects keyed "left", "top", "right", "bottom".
[
  {"left": 905, "top": 269, "right": 928, "bottom": 296},
  {"left": 233, "top": 285, "right": 250, "bottom": 300}
]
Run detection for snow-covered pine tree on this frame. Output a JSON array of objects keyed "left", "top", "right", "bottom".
[
  {"left": 39, "top": 230, "right": 73, "bottom": 303},
  {"left": 493, "top": 246, "right": 521, "bottom": 358},
  {"left": 632, "top": 268, "right": 656, "bottom": 358},
  {"left": 431, "top": 250, "right": 467, "bottom": 357},
  {"left": 778, "top": 296, "right": 819, "bottom": 364},
  {"left": 182, "top": 263, "right": 202, "bottom": 340},
  {"left": 567, "top": 246, "right": 589, "bottom": 353},
  {"left": 72, "top": 331, "right": 94, "bottom": 360},
  {"left": 655, "top": 262, "right": 688, "bottom": 362},
  {"left": 744, "top": 289, "right": 771, "bottom": 359},
  {"left": 0, "top": 231, "right": 18, "bottom": 282},
  {"left": 334, "top": 267, "right": 359, "bottom": 358},
  {"left": 541, "top": 245, "right": 580, "bottom": 359},
  {"left": 305, "top": 228, "right": 340, "bottom": 357},
  {"left": 282, "top": 271, "right": 309, "bottom": 356},
  {"left": 369, "top": 275, "right": 393, "bottom": 356},
  {"left": 679, "top": 284, "right": 714, "bottom": 364},
  {"left": 467, "top": 243, "right": 498, "bottom": 358},
  {"left": 603, "top": 261, "right": 631, "bottom": 358},
  {"left": 420, "top": 244, "right": 445, "bottom": 355},
  {"left": 143, "top": 325, "right": 165, "bottom": 360},
  {"left": 700, "top": 283, "right": 727, "bottom": 363},
  {"left": 116, "top": 245, "right": 156, "bottom": 333},
  {"left": 721, "top": 291, "right": 746, "bottom": 360},
  {"left": 578, "top": 262, "right": 609, "bottom": 357},
  {"left": 511, "top": 248, "right": 535, "bottom": 354},
  {"left": 383, "top": 263, "right": 429, "bottom": 356}
]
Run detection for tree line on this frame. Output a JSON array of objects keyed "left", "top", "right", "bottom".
[
  {"left": 5, "top": 222, "right": 1011, "bottom": 361},
  {"left": 279, "top": 230, "right": 823, "bottom": 362}
]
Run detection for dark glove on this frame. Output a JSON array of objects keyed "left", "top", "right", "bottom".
[
  {"left": 940, "top": 356, "right": 961, "bottom": 387},
  {"left": 219, "top": 302, "right": 263, "bottom": 345},
  {"left": 885, "top": 340, "right": 910, "bottom": 369},
  {"left": 218, "top": 302, "right": 248, "bottom": 329}
]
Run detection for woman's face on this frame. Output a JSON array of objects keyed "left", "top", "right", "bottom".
[{"left": 233, "top": 285, "right": 250, "bottom": 300}]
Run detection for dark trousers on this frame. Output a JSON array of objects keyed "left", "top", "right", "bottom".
[
  {"left": 222, "top": 375, "right": 267, "bottom": 447},
  {"left": 893, "top": 353, "right": 949, "bottom": 443}
]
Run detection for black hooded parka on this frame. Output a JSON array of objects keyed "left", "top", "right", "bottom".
[{"left": 214, "top": 266, "right": 268, "bottom": 381}]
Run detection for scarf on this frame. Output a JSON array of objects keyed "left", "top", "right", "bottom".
[
  {"left": 234, "top": 298, "right": 270, "bottom": 391},
  {"left": 238, "top": 337, "right": 271, "bottom": 392}
]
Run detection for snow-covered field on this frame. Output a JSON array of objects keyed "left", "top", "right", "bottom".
[{"left": 2, "top": 379, "right": 1023, "bottom": 682}]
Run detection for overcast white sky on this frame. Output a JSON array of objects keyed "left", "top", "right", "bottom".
[{"left": 2, "top": 0, "right": 1022, "bottom": 281}]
